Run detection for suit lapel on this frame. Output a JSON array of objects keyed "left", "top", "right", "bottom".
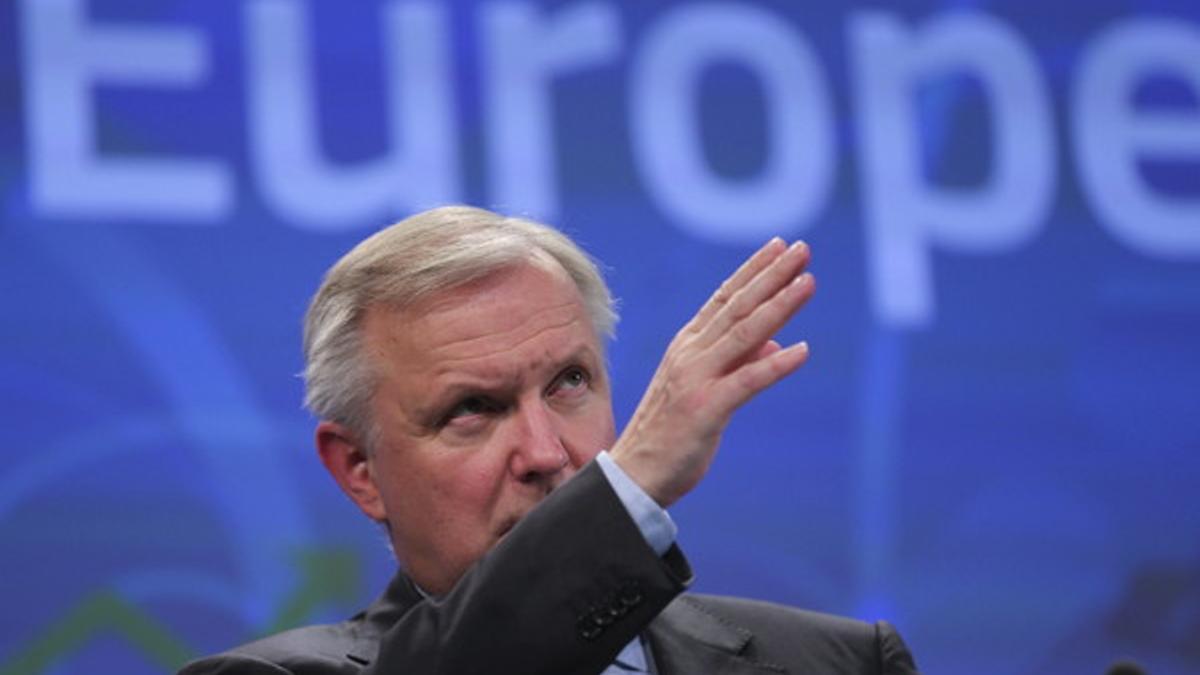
[{"left": 646, "top": 596, "right": 786, "bottom": 674}]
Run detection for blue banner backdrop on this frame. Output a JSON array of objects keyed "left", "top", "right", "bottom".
[{"left": 1, "top": 1, "right": 1198, "bottom": 674}]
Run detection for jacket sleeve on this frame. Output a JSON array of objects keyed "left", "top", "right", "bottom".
[
  {"left": 363, "top": 461, "right": 693, "bottom": 675},
  {"left": 179, "top": 462, "right": 691, "bottom": 675}
]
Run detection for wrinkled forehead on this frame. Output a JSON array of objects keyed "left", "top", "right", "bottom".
[{"left": 363, "top": 258, "right": 602, "bottom": 374}]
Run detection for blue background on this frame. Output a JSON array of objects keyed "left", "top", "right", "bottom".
[{"left": 1, "top": 1, "right": 1198, "bottom": 674}]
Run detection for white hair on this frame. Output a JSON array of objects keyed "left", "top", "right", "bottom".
[{"left": 302, "top": 205, "right": 617, "bottom": 449}]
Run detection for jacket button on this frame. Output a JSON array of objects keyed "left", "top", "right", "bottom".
[
  {"left": 618, "top": 582, "right": 643, "bottom": 607},
  {"left": 577, "top": 616, "right": 603, "bottom": 640}
]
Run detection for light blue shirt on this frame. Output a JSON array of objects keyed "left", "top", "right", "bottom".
[{"left": 594, "top": 451, "right": 678, "bottom": 674}]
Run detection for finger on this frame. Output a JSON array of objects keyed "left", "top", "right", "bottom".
[
  {"left": 725, "top": 339, "right": 783, "bottom": 374},
  {"left": 689, "top": 237, "right": 787, "bottom": 333},
  {"left": 709, "top": 271, "right": 815, "bottom": 372},
  {"left": 696, "top": 240, "right": 810, "bottom": 348},
  {"left": 709, "top": 340, "right": 810, "bottom": 414},
  {"left": 752, "top": 339, "right": 783, "bottom": 361}
]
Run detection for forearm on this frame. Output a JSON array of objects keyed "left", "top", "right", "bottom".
[{"left": 366, "top": 461, "right": 692, "bottom": 675}]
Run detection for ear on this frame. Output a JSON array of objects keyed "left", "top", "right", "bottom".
[{"left": 316, "top": 421, "right": 387, "bottom": 522}]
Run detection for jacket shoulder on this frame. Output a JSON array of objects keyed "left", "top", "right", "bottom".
[
  {"left": 684, "top": 593, "right": 874, "bottom": 639},
  {"left": 178, "top": 621, "right": 370, "bottom": 674},
  {"left": 654, "top": 594, "right": 919, "bottom": 674}
]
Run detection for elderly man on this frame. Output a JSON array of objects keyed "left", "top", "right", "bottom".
[{"left": 181, "top": 206, "right": 919, "bottom": 674}]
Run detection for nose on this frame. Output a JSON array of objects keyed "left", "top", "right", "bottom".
[{"left": 507, "top": 400, "right": 570, "bottom": 485}]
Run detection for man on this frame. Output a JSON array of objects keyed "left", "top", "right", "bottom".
[{"left": 181, "top": 206, "right": 919, "bottom": 674}]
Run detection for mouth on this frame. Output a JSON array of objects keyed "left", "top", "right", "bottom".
[
  {"left": 495, "top": 517, "right": 519, "bottom": 541},
  {"left": 495, "top": 505, "right": 537, "bottom": 542},
  {"left": 495, "top": 498, "right": 548, "bottom": 543}
]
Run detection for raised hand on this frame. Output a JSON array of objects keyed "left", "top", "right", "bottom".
[{"left": 609, "top": 238, "right": 816, "bottom": 507}]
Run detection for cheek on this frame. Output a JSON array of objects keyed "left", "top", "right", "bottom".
[
  {"left": 564, "top": 401, "right": 617, "bottom": 460},
  {"left": 424, "top": 450, "right": 511, "bottom": 512},
  {"left": 593, "top": 414, "right": 617, "bottom": 450},
  {"left": 374, "top": 447, "right": 496, "bottom": 518},
  {"left": 591, "top": 394, "right": 617, "bottom": 442}
]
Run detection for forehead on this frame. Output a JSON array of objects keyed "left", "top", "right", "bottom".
[{"left": 363, "top": 261, "right": 601, "bottom": 381}]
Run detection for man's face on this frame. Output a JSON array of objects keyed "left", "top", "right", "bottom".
[{"left": 357, "top": 260, "right": 616, "bottom": 594}]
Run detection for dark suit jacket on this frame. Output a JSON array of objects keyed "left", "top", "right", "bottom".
[{"left": 180, "top": 463, "right": 919, "bottom": 674}]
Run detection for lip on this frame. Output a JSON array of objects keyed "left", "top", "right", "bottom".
[
  {"left": 495, "top": 517, "right": 519, "bottom": 541},
  {"left": 495, "top": 502, "right": 542, "bottom": 543}
]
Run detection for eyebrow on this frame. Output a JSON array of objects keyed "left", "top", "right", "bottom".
[{"left": 413, "top": 343, "right": 602, "bottom": 424}]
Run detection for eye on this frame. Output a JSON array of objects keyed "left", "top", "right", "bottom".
[
  {"left": 443, "top": 396, "right": 497, "bottom": 424},
  {"left": 550, "top": 366, "right": 590, "bottom": 396}
]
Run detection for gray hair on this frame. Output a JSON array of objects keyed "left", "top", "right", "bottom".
[{"left": 302, "top": 205, "right": 617, "bottom": 448}]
